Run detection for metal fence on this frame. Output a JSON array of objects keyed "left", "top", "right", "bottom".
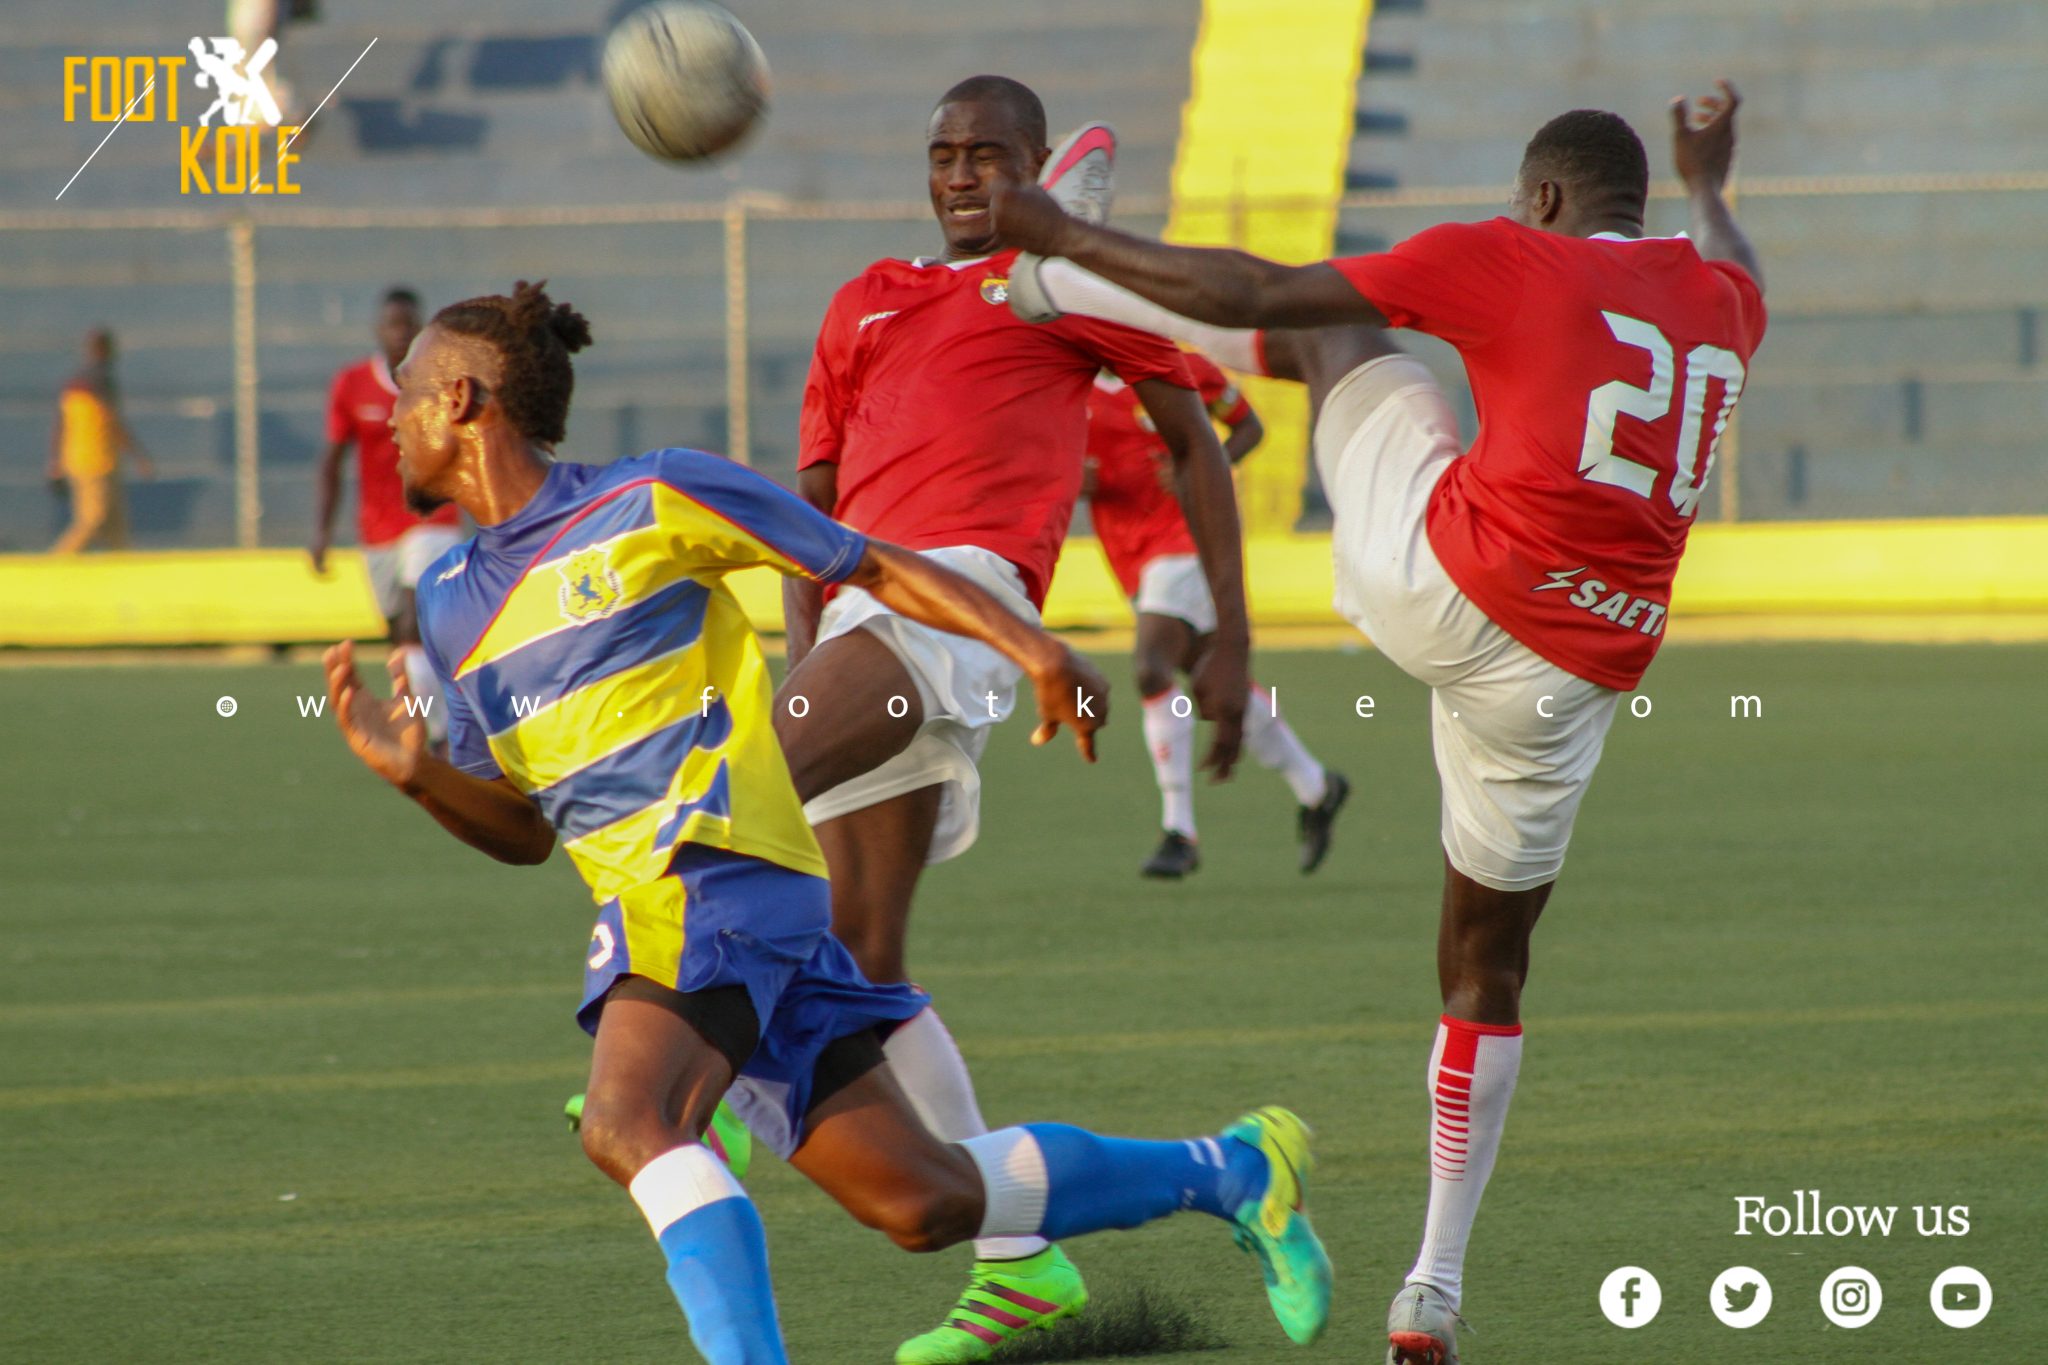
[{"left": 3, "top": 172, "right": 2046, "bottom": 551}]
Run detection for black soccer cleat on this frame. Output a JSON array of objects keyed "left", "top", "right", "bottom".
[
  {"left": 1297, "top": 770, "right": 1351, "bottom": 874},
  {"left": 1141, "top": 830, "right": 1201, "bottom": 879}
]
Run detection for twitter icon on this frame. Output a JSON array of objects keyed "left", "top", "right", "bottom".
[{"left": 1712, "top": 1267, "right": 1773, "bottom": 1328}]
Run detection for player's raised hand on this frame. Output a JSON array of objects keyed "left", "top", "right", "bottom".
[
  {"left": 1672, "top": 79, "right": 1741, "bottom": 193},
  {"left": 1189, "top": 640, "right": 1248, "bottom": 781},
  {"left": 991, "top": 176, "right": 1073, "bottom": 257},
  {"left": 1026, "top": 644, "right": 1112, "bottom": 762},
  {"left": 324, "top": 639, "right": 428, "bottom": 789}
]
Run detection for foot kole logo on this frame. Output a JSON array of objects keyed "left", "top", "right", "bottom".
[{"left": 61, "top": 40, "right": 303, "bottom": 194}]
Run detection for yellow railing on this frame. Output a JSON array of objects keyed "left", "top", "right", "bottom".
[{"left": 7, "top": 518, "right": 2047, "bottom": 649}]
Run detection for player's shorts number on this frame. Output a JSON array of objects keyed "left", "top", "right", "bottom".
[{"left": 1579, "top": 310, "right": 1746, "bottom": 517}]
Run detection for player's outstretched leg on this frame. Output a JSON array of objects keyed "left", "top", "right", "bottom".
[
  {"left": 580, "top": 985, "right": 788, "bottom": 1365},
  {"left": 792, "top": 1069, "right": 1333, "bottom": 1351}
]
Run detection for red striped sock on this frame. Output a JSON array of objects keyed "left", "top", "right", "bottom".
[{"left": 1406, "top": 1014, "right": 1523, "bottom": 1312}]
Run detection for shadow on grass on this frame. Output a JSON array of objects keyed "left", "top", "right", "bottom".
[{"left": 988, "top": 1285, "right": 1227, "bottom": 1361}]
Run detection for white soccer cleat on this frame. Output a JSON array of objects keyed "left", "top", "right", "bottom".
[
  {"left": 1009, "top": 123, "right": 1118, "bottom": 326},
  {"left": 1386, "top": 1282, "right": 1467, "bottom": 1365},
  {"left": 1040, "top": 122, "right": 1117, "bottom": 224}
]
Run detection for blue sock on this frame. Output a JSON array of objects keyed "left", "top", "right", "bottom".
[
  {"left": 1023, "top": 1124, "right": 1268, "bottom": 1242},
  {"left": 654, "top": 1199, "right": 788, "bottom": 1365},
  {"left": 632, "top": 1144, "right": 787, "bottom": 1365}
]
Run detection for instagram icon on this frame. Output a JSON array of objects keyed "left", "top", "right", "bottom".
[{"left": 1820, "top": 1266, "right": 1882, "bottom": 1328}]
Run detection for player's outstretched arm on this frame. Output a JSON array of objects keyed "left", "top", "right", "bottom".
[
  {"left": 323, "top": 641, "right": 556, "bottom": 865},
  {"left": 1136, "top": 378, "right": 1248, "bottom": 779},
  {"left": 1673, "top": 80, "right": 1764, "bottom": 291},
  {"left": 842, "top": 541, "right": 1110, "bottom": 761},
  {"left": 992, "top": 178, "right": 1380, "bottom": 331}
]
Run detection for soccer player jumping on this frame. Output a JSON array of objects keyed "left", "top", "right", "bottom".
[
  {"left": 994, "top": 85, "right": 1766, "bottom": 1363},
  {"left": 778, "top": 76, "right": 1253, "bottom": 1359},
  {"left": 322, "top": 282, "right": 1329, "bottom": 1364}
]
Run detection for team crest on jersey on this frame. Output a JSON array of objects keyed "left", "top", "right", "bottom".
[
  {"left": 557, "top": 546, "right": 625, "bottom": 624},
  {"left": 980, "top": 277, "right": 1009, "bottom": 305}
]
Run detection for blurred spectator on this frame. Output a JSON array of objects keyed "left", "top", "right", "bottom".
[
  {"left": 48, "top": 327, "right": 152, "bottom": 554},
  {"left": 310, "top": 287, "right": 460, "bottom": 745}
]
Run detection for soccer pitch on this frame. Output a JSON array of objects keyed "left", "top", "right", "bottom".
[{"left": 3, "top": 643, "right": 2041, "bottom": 1363}]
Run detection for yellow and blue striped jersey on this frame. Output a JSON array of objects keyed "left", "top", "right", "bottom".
[{"left": 415, "top": 448, "right": 866, "bottom": 903}]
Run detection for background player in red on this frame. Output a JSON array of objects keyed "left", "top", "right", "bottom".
[
  {"left": 777, "top": 75, "right": 1252, "bottom": 1363},
  {"left": 310, "top": 287, "right": 463, "bottom": 747},
  {"left": 1085, "top": 353, "right": 1348, "bottom": 878},
  {"left": 996, "top": 83, "right": 1765, "bottom": 1364}
]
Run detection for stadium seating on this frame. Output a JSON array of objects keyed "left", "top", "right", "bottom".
[{"left": 3, "top": 0, "right": 2045, "bottom": 551}]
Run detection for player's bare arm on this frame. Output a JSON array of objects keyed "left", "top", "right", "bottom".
[
  {"left": 781, "top": 462, "right": 839, "bottom": 667},
  {"left": 1134, "top": 378, "right": 1249, "bottom": 777},
  {"left": 308, "top": 437, "right": 348, "bottom": 573},
  {"left": 842, "top": 540, "right": 1110, "bottom": 760},
  {"left": 1223, "top": 408, "right": 1264, "bottom": 464},
  {"left": 992, "top": 178, "right": 1381, "bottom": 331},
  {"left": 1672, "top": 80, "right": 1764, "bottom": 290},
  {"left": 323, "top": 639, "right": 555, "bottom": 865}
]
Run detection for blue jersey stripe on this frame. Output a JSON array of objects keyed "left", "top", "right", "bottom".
[
  {"left": 651, "top": 763, "right": 734, "bottom": 851},
  {"left": 469, "top": 578, "right": 711, "bottom": 735},
  {"left": 534, "top": 698, "right": 737, "bottom": 840}
]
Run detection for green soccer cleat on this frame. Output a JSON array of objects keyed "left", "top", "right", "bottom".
[
  {"left": 563, "top": 1093, "right": 753, "bottom": 1182},
  {"left": 1222, "top": 1105, "right": 1333, "bottom": 1345},
  {"left": 895, "top": 1245, "right": 1088, "bottom": 1363}
]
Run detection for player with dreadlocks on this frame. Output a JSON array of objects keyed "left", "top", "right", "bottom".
[{"left": 320, "top": 281, "right": 1332, "bottom": 1365}]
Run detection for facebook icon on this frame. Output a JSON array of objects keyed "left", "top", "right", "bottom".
[{"left": 1601, "top": 1267, "right": 1663, "bottom": 1327}]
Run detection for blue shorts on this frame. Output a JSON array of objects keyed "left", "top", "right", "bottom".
[{"left": 578, "top": 844, "right": 928, "bottom": 1158}]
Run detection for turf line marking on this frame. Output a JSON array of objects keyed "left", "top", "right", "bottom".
[
  {"left": 0, "top": 980, "right": 566, "bottom": 1025},
  {"left": 0, "top": 953, "right": 1223, "bottom": 1024},
  {"left": 6, "top": 998, "right": 2045, "bottom": 1111}
]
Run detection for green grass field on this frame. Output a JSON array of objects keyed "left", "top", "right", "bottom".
[{"left": 3, "top": 643, "right": 2043, "bottom": 1363}]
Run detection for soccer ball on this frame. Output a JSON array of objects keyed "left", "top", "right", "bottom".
[{"left": 602, "top": 1, "right": 769, "bottom": 164}]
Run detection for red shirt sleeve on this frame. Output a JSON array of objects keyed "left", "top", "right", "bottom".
[
  {"left": 1056, "top": 315, "right": 1195, "bottom": 389},
  {"left": 325, "top": 368, "right": 352, "bottom": 445},
  {"left": 1708, "top": 258, "right": 1769, "bottom": 354},
  {"left": 1330, "top": 217, "right": 1529, "bottom": 349},
  {"left": 798, "top": 281, "right": 862, "bottom": 470},
  {"left": 1188, "top": 352, "right": 1252, "bottom": 425}
]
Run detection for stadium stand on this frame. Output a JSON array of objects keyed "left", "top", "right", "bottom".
[{"left": 2, "top": 0, "right": 2044, "bottom": 557}]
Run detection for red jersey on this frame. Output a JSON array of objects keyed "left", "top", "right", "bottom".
[
  {"left": 1333, "top": 218, "right": 1767, "bottom": 689},
  {"left": 1086, "top": 352, "right": 1251, "bottom": 595},
  {"left": 325, "top": 354, "right": 460, "bottom": 546},
  {"left": 799, "top": 248, "right": 1193, "bottom": 606}
]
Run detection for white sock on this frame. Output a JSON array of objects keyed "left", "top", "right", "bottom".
[
  {"left": 1243, "top": 685, "right": 1327, "bottom": 806},
  {"left": 959, "top": 1128, "right": 1050, "bottom": 1239},
  {"left": 1141, "top": 689, "right": 1198, "bottom": 838},
  {"left": 1038, "top": 258, "right": 1269, "bottom": 375},
  {"left": 401, "top": 643, "right": 447, "bottom": 745},
  {"left": 885, "top": 1008, "right": 1049, "bottom": 1261},
  {"left": 1406, "top": 1016, "right": 1524, "bottom": 1312},
  {"left": 628, "top": 1141, "right": 746, "bottom": 1236}
]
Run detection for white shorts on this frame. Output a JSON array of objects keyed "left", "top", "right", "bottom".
[
  {"left": 364, "top": 524, "right": 464, "bottom": 620},
  {"left": 1316, "top": 355, "right": 1621, "bottom": 892},
  {"left": 798, "top": 545, "right": 1038, "bottom": 865},
  {"left": 1131, "top": 553, "right": 1217, "bottom": 633}
]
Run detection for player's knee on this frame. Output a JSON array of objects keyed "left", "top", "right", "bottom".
[
  {"left": 1134, "top": 657, "right": 1175, "bottom": 699},
  {"left": 577, "top": 1096, "right": 665, "bottom": 1186}
]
